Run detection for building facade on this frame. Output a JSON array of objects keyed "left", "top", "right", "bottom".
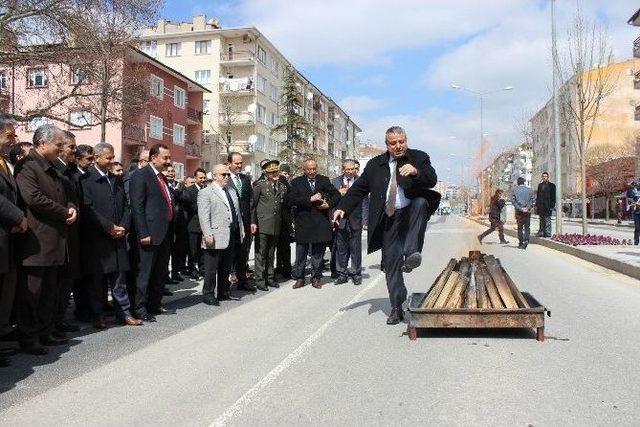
[
  {"left": 1, "top": 48, "right": 208, "bottom": 178},
  {"left": 140, "top": 15, "right": 361, "bottom": 178}
]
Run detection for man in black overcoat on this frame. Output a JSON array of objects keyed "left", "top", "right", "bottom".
[
  {"left": 81, "top": 143, "right": 142, "bottom": 328},
  {"left": 535, "top": 171, "right": 556, "bottom": 238},
  {"left": 334, "top": 126, "right": 439, "bottom": 325},
  {"left": 288, "top": 159, "right": 340, "bottom": 289},
  {"left": 181, "top": 168, "right": 207, "bottom": 280}
]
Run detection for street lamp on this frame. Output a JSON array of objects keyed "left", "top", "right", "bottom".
[{"left": 450, "top": 83, "right": 514, "bottom": 216}]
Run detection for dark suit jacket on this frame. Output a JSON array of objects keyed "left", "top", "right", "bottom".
[
  {"left": 288, "top": 174, "right": 340, "bottom": 244},
  {"left": 331, "top": 175, "right": 364, "bottom": 231},
  {"left": 81, "top": 166, "right": 131, "bottom": 274},
  {"left": 535, "top": 181, "right": 556, "bottom": 216},
  {"left": 0, "top": 162, "right": 24, "bottom": 273},
  {"left": 337, "top": 149, "right": 439, "bottom": 253},
  {"left": 228, "top": 173, "right": 252, "bottom": 231},
  {"left": 181, "top": 184, "right": 202, "bottom": 234},
  {"left": 15, "top": 151, "right": 74, "bottom": 266},
  {"left": 129, "top": 164, "right": 175, "bottom": 245}
]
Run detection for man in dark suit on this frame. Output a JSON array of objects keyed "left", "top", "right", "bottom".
[
  {"left": 81, "top": 143, "right": 142, "bottom": 328},
  {"left": 15, "top": 124, "right": 78, "bottom": 354},
  {"left": 181, "top": 168, "right": 206, "bottom": 280},
  {"left": 275, "top": 163, "right": 293, "bottom": 280},
  {"left": 129, "top": 143, "right": 175, "bottom": 321},
  {"left": 227, "top": 152, "right": 254, "bottom": 291},
  {"left": 0, "top": 116, "right": 28, "bottom": 366},
  {"left": 334, "top": 126, "right": 439, "bottom": 325},
  {"left": 288, "top": 159, "right": 340, "bottom": 289},
  {"left": 164, "top": 165, "right": 186, "bottom": 283},
  {"left": 331, "top": 160, "right": 364, "bottom": 286},
  {"left": 535, "top": 171, "right": 556, "bottom": 238}
]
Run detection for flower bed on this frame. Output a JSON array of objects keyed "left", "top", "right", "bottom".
[{"left": 550, "top": 233, "right": 631, "bottom": 246}]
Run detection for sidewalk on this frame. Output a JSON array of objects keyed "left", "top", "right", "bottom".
[{"left": 468, "top": 216, "right": 640, "bottom": 281}]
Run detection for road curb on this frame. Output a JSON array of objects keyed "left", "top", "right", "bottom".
[{"left": 468, "top": 217, "right": 640, "bottom": 281}]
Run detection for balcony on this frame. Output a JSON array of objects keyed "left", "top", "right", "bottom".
[
  {"left": 635, "top": 105, "right": 640, "bottom": 121},
  {"left": 219, "top": 78, "right": 254, "bottom": 95},
  {"left": 187, "top": 107, "right": 203, "bottom": 124},
  {"left": 218, "top": 112, "right": 255, "bottom": 126},
  {"left": 635, "top": 36, "right": 640, "bottom": 58},
  {"left": 122, "top": 124, "right": 146, "bottom": 145},
  {"left": 635, "top": 71, "right": 640, "bottom": 90},
  {"left": 218, "top": 140, "right": 251, "bottom": 155},
  {"left": 185, "top": 142, "right": 201, "bottom": 158},
  {"left": 220, "top": 50, "right": 255, "bottom": 65}
]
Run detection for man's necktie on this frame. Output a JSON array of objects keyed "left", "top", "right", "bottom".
[
  {"left": 156, "top": 172, "right": 174, "bottom": 220},
  {"left": 309, "top": 179, "right": 315, "bottom": 192},
  {"left": 223, "top": 187, "right": 239, "bottom": 229},
  {"left": 233, "top": 175, "right": 242, "bottom": 197},
  {"left": 385, "top": 161, "right": 397, "bottom": 217}
]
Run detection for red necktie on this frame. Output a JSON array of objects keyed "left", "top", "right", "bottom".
[{"left": 156, "top": 173, "right": 174, "bottom": 220}]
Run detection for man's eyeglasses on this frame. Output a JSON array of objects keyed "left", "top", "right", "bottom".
[{"left": 218, "top": 173, "right": 231, "bottom": 177}]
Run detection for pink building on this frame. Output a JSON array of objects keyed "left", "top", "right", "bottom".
[{"left": 0, "top": 48, "right": 209, "bottom": 178}]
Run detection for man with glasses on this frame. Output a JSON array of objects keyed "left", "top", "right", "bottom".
[{"left": 198, "top": 164, "right": 244, "bottom": 305}]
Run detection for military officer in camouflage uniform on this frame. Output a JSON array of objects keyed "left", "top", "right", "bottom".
[{"left": 251, "top": 160, "right": 288, "bottom": 291}]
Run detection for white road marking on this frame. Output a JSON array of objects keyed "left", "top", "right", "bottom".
[{"left": 209, "top": 272, "right": 385, "bottom": 427}]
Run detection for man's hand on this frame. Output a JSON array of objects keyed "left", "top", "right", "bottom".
[
  {"left": 318, "top": 202, "right": 330, "bottom": 211},
  {"left": 338, "top": 188, "right": 348, "bottom": 196},
  {"left": 399, "top": 164, "right": 418, "bottom": 177},
  {"left": 11, "top": 217, "right": 28, "bottom": 233},
  {"left": 251, "top": 224, "right": 258, "bottom": 235},
  {"left": 140, "top": 236, "right": 152, "bottom": 245},
  {"left": 204, "top": 234, "right": 215, "bottom": 248},
  {"left": 310, "top": 192, "right": 322, "bottom": 202},
  {"left": 333, "top": 209, "right": 345, "bottom": 223},
  {"left": 66, "top": 207, "right": 78, "bottom": 225},
  {"left": 110, "top": 225, "right": 126, "bottom": 238}
]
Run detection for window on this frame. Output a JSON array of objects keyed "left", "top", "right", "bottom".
[
  {"left": 256, "top": 133, "right": 266, "bottom": 151},
  {"left": 270, "top": 58, "right": 279, "bottom": 75},
  {"left": 269, "top": 84, "right": 279, "bottom": 102},
  {"left": 70, "top": 66, "right": 89, "bottom": 84},
  {"left": 269, "top": 111, "right": 278, "bottom": 126},
  {"left": 0, "top": 71, "right": 6, "bottom": 90},
  {"left": 174, "top": 86, "right": 185, "bottom": 108},
  {"left": 173, "top": 162, "right": 185, "bottom": 180},
  {"left": 256, "top": 104, "right": 266, "bottom": 125},
  {"left": 257, "top": 74, "right": 266, "bottom": 93},
  {"left": 203, "top": 99, "right": 213, "bottom": 113},
  {"left": 194, "top": 40, "right": 211, "bottom": 55},
  {"left": 173, "top": 124, "right": 185, "bottom": 145},
  {"left": 256, "top": 45, "right": 266, "bottom": 64},
  {"left": 139, "top": 40, "right": 157, "bottom": 56},
  {"left": 165, "top": 42, "right": 181, "bottom": 57},
  {"left": 69, "top": 110, "right": 93, "bottom": 128},
  {"left": 27, "top": 68, "right": 47, "bottom": 87},
  {"left": 203, "top": 161, "right": 211, "bottom": 172},
  {"left": 27, "top": 116, "right": 48, "bottom": 131},
  {"left": 194, "top": 70, "right": 211, "bottom": 84},
  {"left": 150, "top": 115, "right": 163, "bottom": 139},
  {"left": 150, "top": 75, "right": 164, "bottom": 99}
]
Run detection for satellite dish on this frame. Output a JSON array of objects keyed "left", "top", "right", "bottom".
[
  {"left": 248, "top": 134, "right": 258, "bottom": 144},
  {"left": 247, "top": 103, "right": 256, "bottom": 113},
  {"left": 306, "top": 92, "right": 313, "bottom": 100}
]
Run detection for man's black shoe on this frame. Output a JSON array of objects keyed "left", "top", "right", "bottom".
[
  {"left": 522, "top": 241, "right": 529, "bottom": 249},
  {"left": 500, "top": 240, "right": 510, "bottom": 244},
  {"left": 267, "top": 282, "right": 280, "bottom": 288},
  {"left": 386, "top": 307, "right": 404, "bottom": 325},
  {"left": 162, "top": 289, "right": 174, "bottom": 296},
  {"left": 40, "top": 335, "right": 69, "bottom": 346},
  {"left": 190, "top": 271, "right": 202, "bottom": 280},
  {"left": 151, "top": 307, "right": 175, "bottom": 315},
  {"left": 171, "top": 273, "right": 183, "bottom": 281},
  {"left": 20, "top": 342, "right": 48, "bottom": 355},
  {"left": 56, "top": 321, "right": 80, "bottom": 333},
  {"left": 256, "top": 283, "right": 269, "bottom": 291},
  {"left": 203, "top": 297, "right": 220, "bottom": 306},
  {"left": 237, "top": 283, "right": 257, "bottom": 293},
  {"left": 166, "top": 278, "right": 179, "bottom": 285},
  {"left": 138, "top": 313, "right": 156, "bottom": 322},
  {"left": 334, "top": 276, "right": 349, "bottom": 285},
  {"left": 352, "top": 277, "right": 363, "bottom": 286},
  {"left": 402, "top": 252, "right": 422, "bottom": 273}
]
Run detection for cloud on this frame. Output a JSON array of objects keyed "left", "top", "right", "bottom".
[{"left": 339, "top": 96, "right": 383, "bottom": 113}]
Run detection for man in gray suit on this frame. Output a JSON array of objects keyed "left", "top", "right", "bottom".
[
  {"left": 198, "top": 164, "right": 244, "bottom": 306},
  {"left": 512, "top": 176, "right": 536, "bottom": 249}
]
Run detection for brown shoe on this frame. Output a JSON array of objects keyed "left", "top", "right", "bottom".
[
  {"left": 122, "top": 315, "right": 143, "bottom": 326},
  {"left": 93, "top": 318, "right": 107, "bottom": 330},
  {"left": 292, "top": 279, "right": 305, "bottom": 289},
  {"left": 311, "top": 279, "right": 322, "bottom": 289}
]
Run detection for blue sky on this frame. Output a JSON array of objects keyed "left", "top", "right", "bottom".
[{"left": 161, "top": 0, "right": 639, "bottom": 183}]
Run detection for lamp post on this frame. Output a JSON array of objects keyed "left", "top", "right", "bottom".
[
  {"left": 551, "top": 0, "right": 563, "bottom": 234},
  {"left": 451, "top": 84, "right": 513, "bottom": 216}
]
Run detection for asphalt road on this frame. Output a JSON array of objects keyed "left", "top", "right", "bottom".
[{"left": 2, "top": 215, "right": 640, "bottom": 426}]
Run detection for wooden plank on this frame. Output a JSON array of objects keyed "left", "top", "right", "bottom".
[
  {"left": 445, "top": 275, "right": 468, "bottom": 308},
  {"left": 419, "top": 258, "right": 457, "bottom": 308},
  {"left": 464, "top": 263, "right": 478, "bottom": 309},
  {"left": 475, "top": 266, "right": 488, "bottom": 309},
  {"left": 479, "top": 265, "right": 505, "bottom": 309},
  {"left": 483, "top": 256, "right": 518, "bottom": 309},
  {"left": 498, "top": 263, "right": 531, "bottom": 309},
  {"left": 432, "top": 271, "right": 461, "bottom": 308}
]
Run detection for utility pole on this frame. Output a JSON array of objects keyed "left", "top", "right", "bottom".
[{"left": 551, "top": 0, "right": 563, "bottom": 234}]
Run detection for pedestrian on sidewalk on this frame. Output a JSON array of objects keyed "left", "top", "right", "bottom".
[
  {"left": 626, "top": 181, "right": 640, "bottom": 245},
  {"left": 535, "top": 172, "right": 556, "bottom": 237},
  {"left": 512, "top": 177, "right": 536, "bottom": 249},
  {"left": 477, "top": 189, "right": 508, "bottom": 245}
]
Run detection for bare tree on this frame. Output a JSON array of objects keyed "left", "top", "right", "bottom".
[
  {"left": 558, "top": 9, "right": 618, "bottom": 234},
  {"left": 587, "top": 143, "right": 635, "bottom": 220}
]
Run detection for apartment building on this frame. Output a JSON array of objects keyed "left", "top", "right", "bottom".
[
  {"left": 530, "top": 58, "right": 640, "bottom": 195},
  {"left": 2, "top": 48, "right": 208, "bottom": 178},
  {"left": 140, "top": 15, "right": 361, "bottom": 177}
]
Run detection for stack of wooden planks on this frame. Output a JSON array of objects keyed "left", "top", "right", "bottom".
[{"left": 418, "top": 251, "right": 530, "bottom": 310}]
